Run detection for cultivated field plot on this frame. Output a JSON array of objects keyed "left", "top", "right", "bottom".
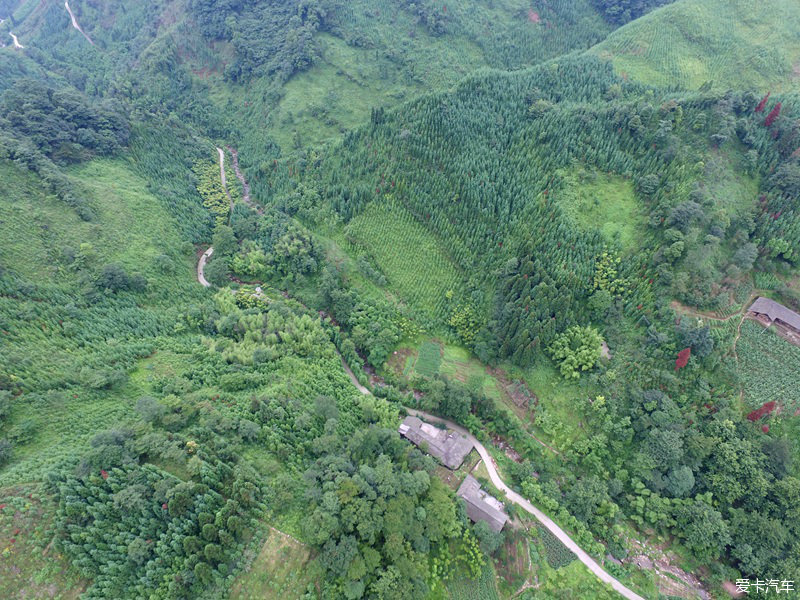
[
  {"left": 737, "top": 320, "right": 800, "bottom": 414},
  {"left": 446, "top": 563, "right": 500, "bottom": 600},
  {"left": 536, "top": 525, "right": 576, "bottom": 570},
  {"left": 344, "top": 202, "right": 460, "bottom": 316},
  {"left": 415, "top": 340, "right": 444, "bottom": 378}
]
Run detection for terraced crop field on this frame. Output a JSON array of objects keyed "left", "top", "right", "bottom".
[
  {"left": 447, "top": 563, "right": 500, "bottom": 600},
  {"left": 737, "top": 320, "right": 800, "bottom": 414}
]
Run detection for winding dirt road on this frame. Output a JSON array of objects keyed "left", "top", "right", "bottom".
[
  {"left": 9, "top": 32, "right": 23, "bottom": 49},
  {"left": 65, "top": 1, "right": 93, "bottom": 45}
]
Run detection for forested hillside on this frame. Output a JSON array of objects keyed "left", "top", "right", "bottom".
[
  {"left": 592, "top": 0, "right": 800, "bottom": 91},
  {"left": 1, "top": 0, "right": 800, "bottom": 599}
]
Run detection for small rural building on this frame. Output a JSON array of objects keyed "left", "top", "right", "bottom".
[
  {"left": 748, "top": 297, "right": 800, "bottom": 335},
  {"left": 398, "top": 416, "right": 473, "bottom": 469},
  {"left": 457, "top": 474, "right": 509, "bottom": 532}
]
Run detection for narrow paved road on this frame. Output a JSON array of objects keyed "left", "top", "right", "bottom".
[
  {"left": 9, "top": 32, "right": 23, "bottom": 49},
  {"left": 192, "top": 148, "right": 644, "bottom": 599},
  {"left": 335, "top": 361, "right": 645, "bottom": 599},
  {"left": 197, "top": 247, "right": 213, "bottom": 287},
  {"left": 65, "top": 1, "right": 94, "bottom": 45},
  {"left": 403, "top": 409, "right": 645, "bottom": 600}
]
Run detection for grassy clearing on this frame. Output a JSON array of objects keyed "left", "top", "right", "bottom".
[
  {"left": 556, "top": 169, "right": 643, "bottom": 252},
  {"left": 344, "top": 202, "right": 460, "bottom": 316},
  {"left": 705, "top": 148, "right": 760, "bottom": 218},
  {"left": 522, "top": 361, "right": 588, "bottom": 449},
  {"left": 737, "top": 319, "right": 800, "bottom": 413},
  {"left": 0, "top": 485, "right": 85, "bottom": 600},
  {"left": 229, "top": 528, "right": 316, "bottom": 600},
  {"left": 592, "top": 0, "right": 800, "bottom": 91}
]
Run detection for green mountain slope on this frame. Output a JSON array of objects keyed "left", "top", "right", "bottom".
[
  {"left": 0, "top": 157, "right": 204, "bottom": 485},
  {"left": 2, "top": 0, "right": 612, "bottom": 153},
  {"left": 591, "top": 0, "right": 800, "bottom": 91},
  {"left": 2, "top": 1, "right": 800, "bottom": 598}
]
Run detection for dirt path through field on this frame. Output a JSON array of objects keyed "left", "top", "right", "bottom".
[
  {"left": 672, "top": 292, "right": 763, "bottom": 399},
  {"left": 226, "top": 146, "right": 262, "bottom": 214},
  {"left": 65, "top": 2, "right": 93, "bottom": 45}
]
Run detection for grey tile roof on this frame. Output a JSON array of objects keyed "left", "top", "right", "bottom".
[
  {"left": 457, "top": 474, "right": 509, "bottom": 533},
  {"left": 398, "top": 416, "right": 473, "bottom": 469},
  {"left": 749, "top": 297, "right": 800, "bottom": 332}
]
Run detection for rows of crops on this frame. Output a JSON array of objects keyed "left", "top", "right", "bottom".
[
  {"left": 415, "top": 340, "right": 443, "bottom": 378},
  {"left": 536, "top": 525, "right": 576, "bottom": 570},
  {"left": 592, "top": 0, "right": 800, "bottom": 92},
  {"left": 344, "top": 201, "right": 460, "bottom": 316},
  {"left": 446, "top": 564, "right": 500, "bottom": 600},
  {"left": 737, "top": 320, "right": 800, "bottom": 413}
]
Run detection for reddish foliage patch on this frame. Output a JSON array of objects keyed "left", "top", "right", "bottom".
[
  {"left": 765, "top": 102, "right": 782, "bottom": 127},
  {"left": 762, "top": 425, "right": 770, "bottom": 433},
  {"left": 747, "top": 401, "right": 776, "bottom": 422},
  {"left": 675, "top": 347, "right": 691, "bottom": 371},
  {"left": 100, "top": 469, "right": 109, "bottom": 480},
  {"left": 755, "top": 92, "right": 771, "bottom": 113},
  {"left": 528, "top": 9, "right": 541, "bottom": 23}
]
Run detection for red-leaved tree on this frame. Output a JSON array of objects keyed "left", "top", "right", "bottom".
[
  {"left": 747, "top": 401, "right": 776, "bottom": 421},
  {"left": 675, "top": 347, "right": 691, "bottom": 371},
  {"left": 755, "top": 92, "right": 771, "bottom": 113},
  {"left": 764, "top": 102, "right": 782, "bottom": 127}
]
